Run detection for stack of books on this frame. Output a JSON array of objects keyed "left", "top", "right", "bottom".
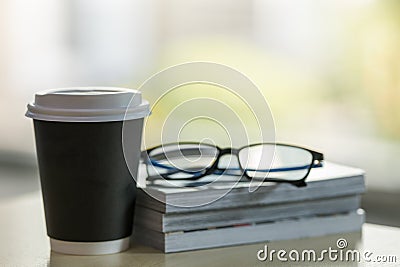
[{"left": 133, "top": 162, "right": 365, "bottom": 253}]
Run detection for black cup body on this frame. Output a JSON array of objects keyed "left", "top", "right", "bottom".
[{"left": 33, "top": 119, "right": 142, "bottom": 242}]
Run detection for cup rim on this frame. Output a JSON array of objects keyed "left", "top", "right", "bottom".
[{"left": 26, "top": 87, "right": 150, "bottom": 122}]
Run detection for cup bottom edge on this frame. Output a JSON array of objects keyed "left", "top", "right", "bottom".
[{"left": 50, "top": 236, "right": 130, "bottom": 255}]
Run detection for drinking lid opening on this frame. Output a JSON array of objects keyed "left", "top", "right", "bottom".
[{"left": 25, "top": 87, "right": 150, "bottom": 122}]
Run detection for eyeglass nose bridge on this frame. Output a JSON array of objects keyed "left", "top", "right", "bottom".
[
  {"left": 211, "top": 148, "right": 242, "bottom": 174},
  {"left": 218, "top": 148, "right": 240, "bottom": 156},
  {"left": 215, "top": 148, "right": 241, "bottom": 169}
]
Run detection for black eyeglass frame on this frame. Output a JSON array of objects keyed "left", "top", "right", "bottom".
[{"left": 141, "top": 142, "right": 324, "bottom": 187}]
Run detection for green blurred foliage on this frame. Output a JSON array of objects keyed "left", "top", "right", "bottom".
[
  {"left": 146, "top": 37, "right": 325, "bottom": 139},
  {"left": 141, "top": 0, "right": 400, "bottom": 144},
  {"left": 360, "top": 0, "right": 400, "bottom": 139}
]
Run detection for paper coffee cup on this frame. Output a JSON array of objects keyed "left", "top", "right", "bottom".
[{"left": 26, "top": 87, "right": 149, "bottom": 255}]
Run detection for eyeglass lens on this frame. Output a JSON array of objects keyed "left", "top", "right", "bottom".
[
  {"left": 146, "top": 143, "right": 218, "bottom": 179},
  {"left": 238, "top": 144, "right": 313, "bottom": 181}
]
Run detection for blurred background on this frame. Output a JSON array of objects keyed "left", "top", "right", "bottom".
[{"left": 0, "top": 0, "right": 399, "bottom": 226}]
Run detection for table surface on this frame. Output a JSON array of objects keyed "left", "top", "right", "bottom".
[{"left": 0, "top": 192, "right": 399, "bottom": 267}]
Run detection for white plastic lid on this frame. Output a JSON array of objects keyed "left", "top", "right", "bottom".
[{"left": 25, "top": 87, "right": 150, "bottom": 122}]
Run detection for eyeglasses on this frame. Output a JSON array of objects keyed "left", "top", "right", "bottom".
[{"left": 141, "top": 142, "right": 324, "bottom": 187}]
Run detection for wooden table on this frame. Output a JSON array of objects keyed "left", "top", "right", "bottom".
[{"left": 0, "top": 191, "right": 399, "bottom": 267}]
